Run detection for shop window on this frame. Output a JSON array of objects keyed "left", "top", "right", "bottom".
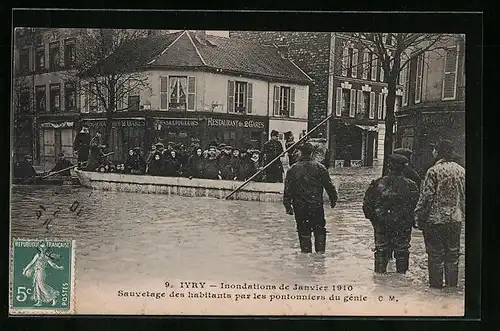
[
  {"left": 49, "top": 42, "right": 60, "bottom": 71},
  {"left": 19, "top": 48, "right": 30, "bottom": 74},
  {"left": 64, "top": 39, "right": 76, "bottom": 68},
  {"left": 273, "top": 85, "right": 295, "bottom": 117},
  {"left": 35, "top": 47, "right": 45, "bottom": 72},
  {"left": 50, "top": 84, "right": 61, "bottom": 112},
  {"left": 35, "top": 85, "right": 46, "bottom": 112},
  {"left": 65, "top": 83, "right": 76, "bottom": 110}
]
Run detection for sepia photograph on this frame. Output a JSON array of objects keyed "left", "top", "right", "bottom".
[{"left": 9, "top": 14, "right": 474, "bottom": 316}]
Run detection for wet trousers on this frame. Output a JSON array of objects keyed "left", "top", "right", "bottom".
[
  {"left": 77, "top": 148, "right": 89, "bottom": 164},
  {"left": 294, "top": 204, "right": 326, "bottom": 253},
  {"left": 373, "top": 224, "right": 412, "bottom": 273},
  {"left": 422, "top": 223, "right": 461, "bottom": 288}
]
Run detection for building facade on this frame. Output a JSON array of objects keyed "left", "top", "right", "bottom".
[
  {"left": 229, "top": 31, "right": 404, "bottom": 167},
  {"left": 395, "top": 35, "right": 465, "bottom": 174},
  {"left": 78, "top": 30, "right": 311, "bottom": 163}
]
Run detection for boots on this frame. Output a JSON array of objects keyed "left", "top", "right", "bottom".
[
  {"left": 444, "top": 253, "right": 459, "bottom": 287},
  {"left": 395, "top": 251, "right": 410, "bottom": 274},
  {"left": 314, "top": 234, "right": 326, "bottom": 253},
  {"left": 374, "top": 249, "right": 389, "bottom": 273},
  {"left": 298, "top": 235, "right": 312, "bottom": 253},
  {"left": 428, "top": 255, "right": 444, "bottom": 288}
]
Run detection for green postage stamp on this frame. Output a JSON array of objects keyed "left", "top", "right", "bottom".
[{"left": 10, "top": 238, "right": 75, "bottom": 314}]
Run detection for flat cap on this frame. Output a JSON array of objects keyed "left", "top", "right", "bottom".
[{"left": 387, "top": 153, "right": 409, "bottom": 166}]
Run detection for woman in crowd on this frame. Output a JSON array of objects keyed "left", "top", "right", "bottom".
[{"left": 187, "top": 147, "right": 205, "bottom": 179}]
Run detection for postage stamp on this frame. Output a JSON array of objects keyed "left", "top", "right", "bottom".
[{"left": 10, "top": 238, "right": 75, "bottom": 314}]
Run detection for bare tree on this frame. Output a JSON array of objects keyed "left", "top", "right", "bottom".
[
  {"left": 68, "top": 29, "right": 152, "bottom": 146},
  {"left": 342, "top": 33, "right": 452, "bottom": 175}
]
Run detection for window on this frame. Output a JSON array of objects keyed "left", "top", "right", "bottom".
[
  {"left": 35, "top": 85, "right": 46, "bottom": 112},
  {"left": 169, "top": 76, "right": 187, "bottom": 110},
  {"left": 228, "top": 80, "right": 253, "bottom": 114},
  {"left": 88, "top": 82, "right": 98, "bottom": 112},
  {"left": 379, "top": 61, "right": 385, "bottom": 82},
  {"left": 19, "top": 49, "right": 30, "bottom": 73},
  {"left": 64, "top": 39, "right": 76, "bottom": 68},
  {"left": 341, "top": 89, "right": 350, "bottom": 117},
  {"left": 377, "top": 93, "right": 384, "bottom": 119},
  {"left": 342, "top": 47, "right": 359, "bottom": 78},
  {"left": 49, "top": 42, "right": 60, "bottom": 71},
  {"left": 19, "top": 88, "right": 31, "bottom": 113},
  {"left": 160, "top": 76, "right": 168, "bottom": 110},
  {"left": 394, "top": 95, "right": 402, "bottom": 113},
  {"left": 50, "top": 84, "right": 61, "bottom": 112},
  {"left": 65, "top": 82, "right": 76, "bottom": 110},
  {"left": 341, "top": 48, "right": 348, "bottom": 76},
  {"left": 273, "top": 85, "right": 295, "bottom": 117},
  {"left": 371, "top": 56, "right": 378, "bottom": 81},
  {"left": 402, "top": 64, "right": 409, "bottom": 106},
  {"left": 442, "top": 45, "right": 459, "bottom": 100},
  {"left": 362, "top": 50, "right": 370, "bottom": 79},
  {"left": 35, "top": 47, "right": 45, "bottom": 72}
]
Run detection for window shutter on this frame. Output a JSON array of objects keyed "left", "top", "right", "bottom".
[
  {"left": 403, "top": 64, "right": 409, "bottom": 106},
  {"left": 290, "top": 87, "right": 295, "bottom": 117},
  {"left": 442, "top": 45, "right": 459, "bottom": 100},
  {"left": 335, "top": 87, "right": 342, "bottom": 116},
  {"left": 160, "top": 76, "right": 168, "bottom": 110},
  {"left": 363, "top": 52, "right": 369, "bottom": 79},
  {"left": 227, "top": 80, "right": 234, "bottom": 113},
  {"left": 371, "top": 57, "right": 378, "bottom": 81},
  {"left": 415, "top": 54, "right": 423, "bottom": 103},
  {"left": 377, "top": 93, "right": 382, "bottom": 119},
  {"left": 349, "top": 89, "right": 356, "bottom": 117},
  {"left": 352, "top": 49, "right": 359, "bottom": 78},
  {"left": 81, "top": 84, "right": 89, "bottom": 113},
  {"left": 370, "top": 91, "right": 375, "bottom": 119},
  {"left": 342, "top": 48, "right": 348, "bottom": 76},
  {"left": 383, "top": 94, "right": 387, "bottom": 120},
  {"left": 246, "top": 82, "right": 253, "bottom": 114},
  {"left": 380, "top": 62, "right": 385, "bottom": 82},
  {"left": 187, "top": 76, "right": 196, "bottom": 110},
  {"left": 273, "top": 86, "right": 280, "bottom": 116},
  {"left": 357, "top": 90, "right": 363, "bottom": 115}
]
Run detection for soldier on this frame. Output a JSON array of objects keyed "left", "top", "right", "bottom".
[
  {"left": 283, "top": 142, "right": 338, "bottom": 254},
  {"left": 414, "top": 140, "right": 465, "bottom": 288},
  {"left": 262, "top": 130, "right": 284, "bottom": 183},
  {"left": 362, "top": 154, "right": 420, "bottom": 274},
  {"left": 393, "top": 148, "right": 422, "bottom": 187}
]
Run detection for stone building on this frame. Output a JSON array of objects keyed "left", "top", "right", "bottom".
[
  {"left": 395, "top": 34, "right": 465, "bottom": 174},
  {"left": 229, "top": 31, "right": 405, "bottom": 167}
]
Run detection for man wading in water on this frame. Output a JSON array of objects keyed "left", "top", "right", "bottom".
[{"left": 283, "top": 142, "right": 338, "bottom": 254}]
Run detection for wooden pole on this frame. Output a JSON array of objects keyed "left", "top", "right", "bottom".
[{"left": 224, "top": 113, "right": 334, "bottom": 200}]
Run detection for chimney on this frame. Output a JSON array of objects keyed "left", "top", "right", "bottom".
[{"left": 194, "top": 30, "right": 207, "bottom": 44}]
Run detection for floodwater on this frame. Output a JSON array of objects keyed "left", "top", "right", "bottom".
[{"left": 9, "top": 167, "right": 465, "bottom": 315}]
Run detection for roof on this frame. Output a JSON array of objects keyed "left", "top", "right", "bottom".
[{"left": 83, "top": 31, "right": 312, "bottom": 84}]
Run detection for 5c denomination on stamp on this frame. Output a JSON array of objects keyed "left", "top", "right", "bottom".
[{"left": 10, "top": 238, "right": 75, "bottom": 314}]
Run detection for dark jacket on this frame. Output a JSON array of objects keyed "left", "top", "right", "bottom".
[
  {"left": 202, "top": 157, "right": 220, "bottom": 180},
  {"left": 125, "top": 154, "right": 146, "bottom": 175},
  {"left": 403, "top": 165, "right": 422, "bottom": 187},
  {"left": 51, "top": 158, "right": 73, "bottom": 176},
  {"left": 237, "top": 154, "right": 253, "bottom": 181},
  {"left": 147, "top": 151, "right": 165, "bottom": 176},
  {"left": 363, "top": 172, "right": 420, "bottom": 229},
  {"left": 285, "top": 140, "right": 298, "bottom": 166},
  {"left": 13, "top": 160, "right": 37, "bottom": 178},
  {"left": 73, "top": 132, "right": 91, "bottom": 152},
  {"left": 283, "top": 157, "right": 338, "bottom": 208},
  {"left": 164, "top": 155, "right": 182, "bottom": 176},
  {"left": 218, "top": 153, "right": 233, "bottom": 180},
  {"left": 187, "top": 154, "right": 204, "bottom": 178},
  {"left": 262, "top": 139, "right": 284, "bottom": 173},
  {"left": 230, "top": 156, "right": 241, "bottom": 180}
]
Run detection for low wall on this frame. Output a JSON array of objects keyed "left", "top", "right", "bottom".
[{"left": 76, "top": 170, "right": 341, "bottom": 203}]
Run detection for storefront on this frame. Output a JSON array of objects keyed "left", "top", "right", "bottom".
[{"left": 39, "top": 121, "right": 76, "bottom": 165}]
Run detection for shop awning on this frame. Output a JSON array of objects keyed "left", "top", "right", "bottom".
[
  {"left": 355, "top": 125, "right": 378, "bottom": 132},
  {"left": 40, "top": 121, "right": 74, "bottom": 129}
]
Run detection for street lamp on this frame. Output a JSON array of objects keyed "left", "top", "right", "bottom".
[{"left": 155, "top": 123, "right": 162, "bottom": 143}]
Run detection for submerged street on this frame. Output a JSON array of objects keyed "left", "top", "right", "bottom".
[{"left": 10, "top": 167, "right": 465, "bottom": 315}]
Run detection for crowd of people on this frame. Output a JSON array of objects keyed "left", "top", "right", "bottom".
[{"left": 72, "top": 126, "right": 322, "bottom": 183}]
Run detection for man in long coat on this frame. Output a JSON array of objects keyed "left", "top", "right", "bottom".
[{"left": 262, "top": 130, "right": 284, "bottom": 183}]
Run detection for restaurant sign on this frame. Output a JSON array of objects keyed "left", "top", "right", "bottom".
[
  {"left": 206, "top": 117, "right": 265, "bottom": 129},
  {"left": 156, "top": 118, "right": 200, "bottom": 127},
  {"left": 84, "top": 119, "right": 145, "bottom": 128}
]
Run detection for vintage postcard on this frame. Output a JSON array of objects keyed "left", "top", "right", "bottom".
[{"left": 10, "top": 22, "right": 469, "bottom": 316}]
